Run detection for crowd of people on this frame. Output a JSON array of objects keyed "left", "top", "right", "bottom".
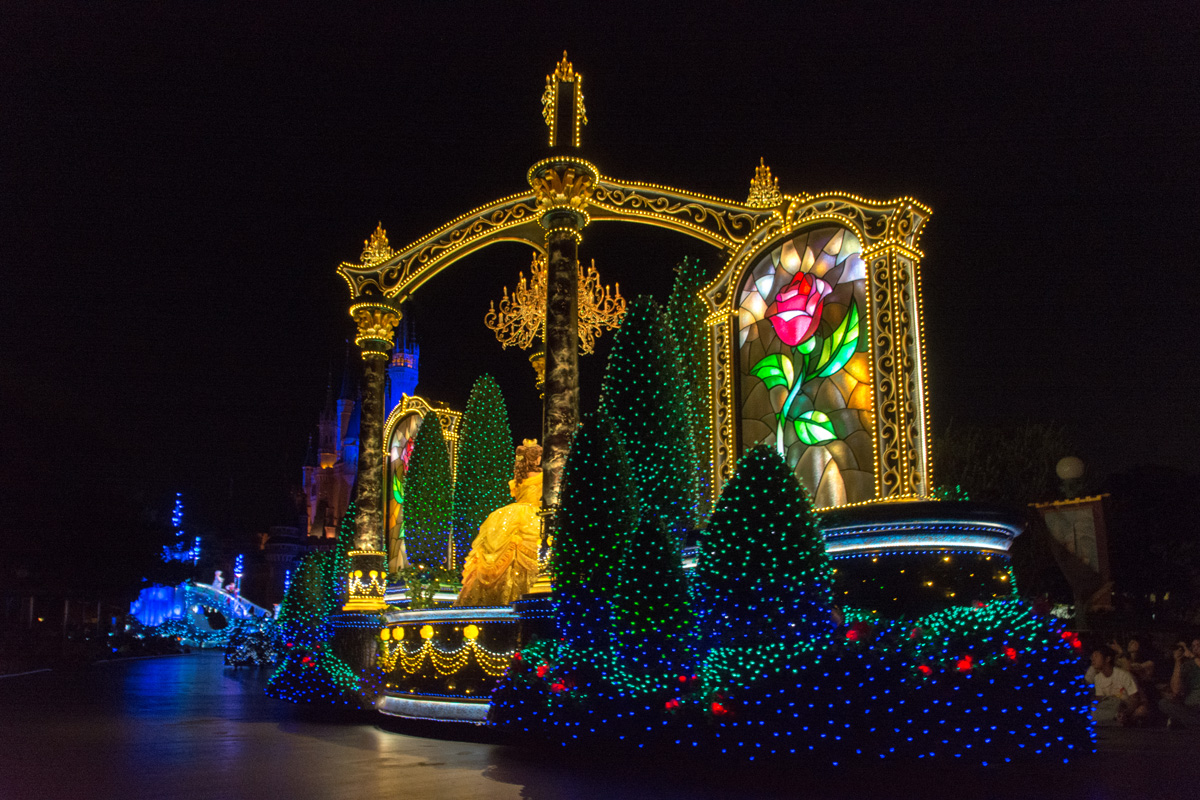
[{"left": 1085, "top": 633, "right": 1200, "bottom": 728}]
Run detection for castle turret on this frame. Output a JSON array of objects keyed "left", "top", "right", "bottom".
[
  {"left": 385, "top": 313, "right": 420, "bottom": 414},
  {"left": 318, "top": 376, "right": 338, "bottom": 469},
  {"left": 337, "top": 341, "right": 357, "bottom": 453},
  {"left": 302, "top": 434, "right": 317, "bottom": 478}
]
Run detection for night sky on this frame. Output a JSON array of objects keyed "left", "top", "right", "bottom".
[{"left": 3, "top": 2, "right": 1198, "bottom": 536}]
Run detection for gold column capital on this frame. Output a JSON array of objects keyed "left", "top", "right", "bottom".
[
  {"left": 349, "top": 299, "right": 402, "bottom": 360},
  {"left": 528, "top": 157, "right": 598, "bottom": 231}
]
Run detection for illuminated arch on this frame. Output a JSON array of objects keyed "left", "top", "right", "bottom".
[{"left": 341, "top": 177, "right": 929, "bottom": 506}]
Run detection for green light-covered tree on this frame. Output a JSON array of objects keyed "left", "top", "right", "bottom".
[
  {"left": 265, "top": 503, "right": 362, "bottom": 705},
  {"left": 610, "top": 517, "right": 695, "bottom": 683},
  {"left": 665, "top": 255, "right": 712, "bottom": 518},
  {"left": 403, "top": 412, "right": 454, "bottom": 569},
  {"left": 554, "top": 407, "right": 637, "bottom": 659},
  {"left": 451, "top": 375, "right": 513, "bottom": 576},
  {"left": 599, "top": 295, "right": 699, "bottom": 543},
  {"left": 694, "top": 445, "right": 834, "bottom": 658}
]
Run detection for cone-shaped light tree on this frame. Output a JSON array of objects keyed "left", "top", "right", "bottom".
[
  {"left": 694, "top": 445, "right": 835, "bottom": 653},
  {"left": 553, "top": 407, "right": 637, "bottom": 658},
  {"left": 610, "top": 516, "right": 695, "bottom": 682},
  {"left": 665, "top": 256, "right": 712, "bottom": 517},
  {"left": 266, "top": 503, "right": 362, "bottom": 705},
  {"left": 403, "top": 412, "right": 454, "bottom": 569},
  {"left": 451, "top": 375, "right": 513, "bottom": 574},
  {"left": 599, "top": 295, "right": 699, "bottom": 542}
]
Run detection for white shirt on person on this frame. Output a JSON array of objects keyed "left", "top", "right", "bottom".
[{"left": 1085, "top": 665, "right": 1138, "bottom": 698}]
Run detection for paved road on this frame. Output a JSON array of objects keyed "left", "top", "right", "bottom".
[{"left": 0, "top": 653, "right": 1196, "bottom": 800}]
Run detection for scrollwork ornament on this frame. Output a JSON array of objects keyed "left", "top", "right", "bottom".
[{"left": 591, "top": 182, "right": 764, "bottom": 246}]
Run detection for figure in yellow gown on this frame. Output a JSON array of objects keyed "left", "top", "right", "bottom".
[{"left": 456, "top": 441, "right": 543, "bottom": 607}]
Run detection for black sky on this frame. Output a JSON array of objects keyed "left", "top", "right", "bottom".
[{"left": 2, "top": 1, "right": 1198, "bottom": 534}]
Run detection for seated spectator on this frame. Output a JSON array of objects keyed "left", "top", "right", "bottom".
[
  {"left": 1086, "top": 645, "right": 1147, "bottom": 726},
  {"left": 1112, "top": 635, "right": 1158, "bottom": 686},
  {"left": 1158, "top": 635, "right": 1200, "bottom": 729}
]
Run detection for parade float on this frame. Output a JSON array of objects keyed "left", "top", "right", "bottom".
[{"left": 265, "top": 54, "right": 1092, "bottom": 764}]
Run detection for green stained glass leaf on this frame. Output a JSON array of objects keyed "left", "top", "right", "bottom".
[
  {"left": 798, "top": 337, "right": 817, "bottom": 355},
  {"left": 794, "top": 410, "right": 838, "bottom": 445},
  {"left": 816, "top": 302, "right": 860, "bottom": 378},
  {"left": 750, "top": 354, "right": 795, "bottom": 393}
]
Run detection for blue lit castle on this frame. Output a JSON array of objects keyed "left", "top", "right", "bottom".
[
  {"left": 268, "top": 55, "right": 1091, "bottom": 764},
  {"left": 299, "top": 314, "right": 460, "bottom": 575}
]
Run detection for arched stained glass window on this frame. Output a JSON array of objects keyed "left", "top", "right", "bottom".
[
  {"left": 385, "top": 412, "right": 423, "bottom": 575},
  {"left": 736, "top": 226, "right": 874, "bottom": 507}
]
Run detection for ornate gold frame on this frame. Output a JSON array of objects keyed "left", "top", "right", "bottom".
[
  {"left": 341, "top": 179, "right": 931, "bottom": 507},
  {"left": 382, "top": 396, "right": 463, "bottom": 485}
]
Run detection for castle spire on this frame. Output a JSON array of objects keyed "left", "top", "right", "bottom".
[
  {"left": 339, "top": 340, "right": 355, "bottom": 400},
  {"left": 322, "top": 370, "right": 335, "bottom": 417},
  {"left": 303, "top": 434, "right": 317, "bottom": 469}
]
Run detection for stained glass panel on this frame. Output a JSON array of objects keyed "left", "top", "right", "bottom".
[
  {"left": 385, "top": 412, "right": 423, "bottom": 575},
  {"left": 737, "top": 226, "right": 873, "bottom": 507}
]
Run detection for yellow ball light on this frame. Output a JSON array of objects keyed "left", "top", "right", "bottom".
[
  {"left": 380, "top": 628, "right": 391, "bottom": 641},
  {"left": 395, "top": 627, "right": 405, "bottom": 640},
  {"left": 463, "top": 624, "right": 480, "bottom": 640},
  {"left": 420, "top": 625, "right": 434, "bottom": 640}
]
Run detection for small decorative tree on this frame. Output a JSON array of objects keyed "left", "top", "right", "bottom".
[
  {"left": 403, "top": 412, "right": 454, "bottom": 570},
  {"left": 694, "top": 445, "right": 834, "bottom": 656},
  {"left": 665, "top": 255, "right": 712, "bottom": 517},
  {"left": 451, "top": 375, "right": 513, "bottom": 574},
  {"left": 265, "top": 504, "right": 361, "bottom": 705},
  {"left": 554, "top": 408, "right": 637, "bottom": 659},
  {"left": 610, "top": 517, "right": 695, "bottom": 684},
  {"left": 599, "top": 295, "right": 699, "bottom": 543}
]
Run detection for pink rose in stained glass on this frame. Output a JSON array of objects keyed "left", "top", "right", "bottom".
[{"left": 766, "top": 272, "right": 832, "bottom": 346}]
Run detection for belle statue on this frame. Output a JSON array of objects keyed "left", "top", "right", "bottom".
[{"left": 455, "top": 440, "right": 543, "bottom": 607}]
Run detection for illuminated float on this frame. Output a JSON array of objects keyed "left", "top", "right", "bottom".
[{"left": 267, "top": 54, "right": 1090, "bottom": 763}]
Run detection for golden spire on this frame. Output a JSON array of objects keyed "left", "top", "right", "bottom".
[
  {"left": 360, "top": 222, "right": 396, "bottom": 266},
  {"left": 541, "top": 51, "right": 587, "bottom": 147},
  {"left": 746, "top": 158, "right": 783, "bottom": 208}
]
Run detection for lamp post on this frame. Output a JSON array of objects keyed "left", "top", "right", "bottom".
[{"left": 233, "top": 554, "right": 244, "bottom": 600}]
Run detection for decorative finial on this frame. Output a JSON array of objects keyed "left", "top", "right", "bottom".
[
  {"left": 551, "top": 51, "right": 576, "bottom": 82},
  {"left": 541, "top": 51, "right": 587, "bottom": 147},
  {"left": 746, "top": 158, "right": 783, "bottom": 208},
  {"left": 360, "top": 222, "right": 396, "bottom": 266}
]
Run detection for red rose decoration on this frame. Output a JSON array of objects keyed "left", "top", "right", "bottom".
[
  {"left": 1005, "top": 647, "right": 1018, "bottom": 661},
  {"left": 918, "top": 664, "right": 933, "bottom": 676},
  {"left": 846, "top": 621, "right": 875, "bottom": 642},
  {"left": 711, "top": 701, "right": 732, "bottom": 717},
  {"left": 536, "top": 663, "right": 549, "bottom": 678},
  {"left": 550, "top": 682, "right": 566, "bottom": 693},
  {"left": 956, "top": 655, "right": 974, "bottom": 672},
  {"left": 665, "top": 698, "right": 681, "bottom": 711},
  {"left": 766, "top": 272, "right": 833, "bottom": 346}
]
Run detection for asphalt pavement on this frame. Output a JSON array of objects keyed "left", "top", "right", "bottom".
[{"left": 0, "top": 652, "right": 1195, "bottom": 800}]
